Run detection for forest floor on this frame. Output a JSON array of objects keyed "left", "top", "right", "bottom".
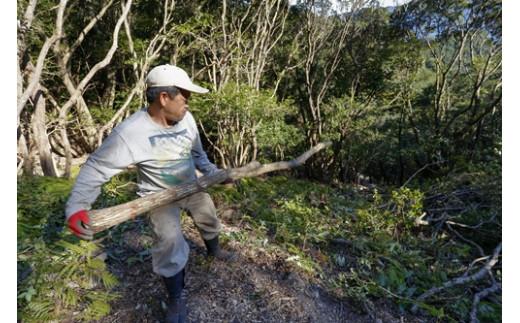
[
  {"left": 19, "top": 173, "right": 500, "bottom": 322},
  {"left": 94, "top": 212, "right": 423, "bottom": 323}
]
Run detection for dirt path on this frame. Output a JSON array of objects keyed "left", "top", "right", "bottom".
[{"left": 96, "top": 218, "right": 419, "bottom": 323}]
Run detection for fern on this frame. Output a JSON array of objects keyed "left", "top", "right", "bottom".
[
  {"left": 24, "top": 300, "right": 54, "bottom": 321},
  {"left": 18, "top": 176, "right": 120, "bottom": 322},
  {"left": 80, "top": 292, "right": 118, "bottom": 320}
]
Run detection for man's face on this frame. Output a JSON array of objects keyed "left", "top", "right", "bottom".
[{"left": 161, "top": 88, "right": 191, "bottom": 123}]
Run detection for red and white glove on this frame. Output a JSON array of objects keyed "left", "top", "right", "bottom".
[{"left": 67, "top": 210, "right": 93, "bottom": 240}]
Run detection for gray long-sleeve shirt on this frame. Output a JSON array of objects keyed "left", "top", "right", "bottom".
[{"left": 65, "top": 108, "right": 218, "bottom": 218}]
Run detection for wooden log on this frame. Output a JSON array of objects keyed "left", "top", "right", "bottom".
[{"left": 89, "top": 141, "right": 332, "bottom": 233}]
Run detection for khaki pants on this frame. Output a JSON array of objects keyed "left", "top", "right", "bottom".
[{"left": 148, "top": 192, "right": 221, "bottom": 278}]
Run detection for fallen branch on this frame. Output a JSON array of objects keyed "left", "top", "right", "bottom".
[
  {"left": 445, "top": 213, "right": 498, "bottom": 230},
  {"left": 411, "top": 242, "right": 501, "bottom": 313},
  {"left": 463, "top": 256, "right": 490, "bottom": 277},
  {"left": 88, "top": 141, "right": 331, "bottom": 233},
  {"left": 470, "top": 282, "right": 501, "bottom": 323},
  {"left": 446, "top": 222, "right": 485, "bottom": 257}
]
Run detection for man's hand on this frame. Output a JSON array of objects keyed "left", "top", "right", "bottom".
[{"left": 67, "top": 210, "right": 93, "bottom": 240}]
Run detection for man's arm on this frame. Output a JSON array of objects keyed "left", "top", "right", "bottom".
[
  {"left": 191, "top": 131, "right": 219, "bottom": 176},
  {"left": 66, "top": 131, "right": 135, "bottom": 239},
  {"left": 188, "top": 114, "right": 219, "bottom": 176}
]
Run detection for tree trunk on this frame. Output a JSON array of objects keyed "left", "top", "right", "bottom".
[
  {"left": 89, "top": 142, "right": 331, "bottom": 233},
  {"left": 31, "top": 89, "right": 59, "bottom": 177},
  {"left": 17, "top": 130, "right": 33, "bottom": 175}
]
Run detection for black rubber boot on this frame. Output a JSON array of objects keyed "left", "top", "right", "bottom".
[
  {"left": 203, "top": 235, "right": 236, "bottom": 261},
  {"left": 163, "top": 269, "right": 187, "bottom": 323}
]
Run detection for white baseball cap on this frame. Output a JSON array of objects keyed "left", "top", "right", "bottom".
[{"left": 145, "top": 64, "right": 209, "bottom": 93}]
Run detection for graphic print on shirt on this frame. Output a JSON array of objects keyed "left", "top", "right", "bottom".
[{"left": 148, "top": 129, "right": 194, "bottom": 186}]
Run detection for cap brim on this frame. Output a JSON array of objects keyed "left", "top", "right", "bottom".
[{"left": 176, "top": 82, "right": 209, "bottom": 94}]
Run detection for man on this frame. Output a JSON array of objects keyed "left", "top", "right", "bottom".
[{"left": 65, "top": 64, "right": 234, "bottom": 323}]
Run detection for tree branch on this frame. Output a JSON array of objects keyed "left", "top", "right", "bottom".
[
  {"left": 412, "top": 242, "right": 502, "bottom": 312},
  {"left": 57, "top": 0, "right": 133, "bottom": 177},
  {"left": 88, "top": 142, "right": 332, "bottom": 233},
  {"left": 470, "top": 283, "right": 501, "bottom": 323},
  {"left": 18, "top": 15, "right": 64, "bottom": 118}
]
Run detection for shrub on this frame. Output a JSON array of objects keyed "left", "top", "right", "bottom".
[{"left": 190, "top": 83, "right": 303, "bottom": 167}]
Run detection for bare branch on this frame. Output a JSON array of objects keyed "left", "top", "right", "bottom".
[
  {"left": 446, "top": 222, "right": 485, "bottom": 258},
  {"left": 58, "top": 0, "right": 133, "bottom": 177},
  {"left": 63, "top": 0, "right": 115, "bottom": 65},
  {"left": 59, "top": 0, "right": 132, "bottom": 116},
  {"left": 18, "top": 0, "right": 38, "bottom": 56},
  {"left": 17, "top": 0, "right": 65, "bottom": 118},
  {"left": 22, "top": 0, "right": 38, "bottom": 30},
  {"left": 470, "top": 283, "right": 501, "bottom": 323},
  {"left": 412, "top": 243, "right": 502, "bottom": 312}
]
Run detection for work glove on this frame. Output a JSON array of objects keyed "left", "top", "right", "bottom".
[{"left": 67, "top": 210, "right": 93, "bottom": 240}]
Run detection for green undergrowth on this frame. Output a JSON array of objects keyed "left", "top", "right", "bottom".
[
  {"left": 17, "top": 172, "right": 138, "bottom": 322},
  {"left": 209, "top": 175, "right": 501, "bottom": 322},
  {"left": 18, "top": 170, "right": 500, "bottom": 322}
]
